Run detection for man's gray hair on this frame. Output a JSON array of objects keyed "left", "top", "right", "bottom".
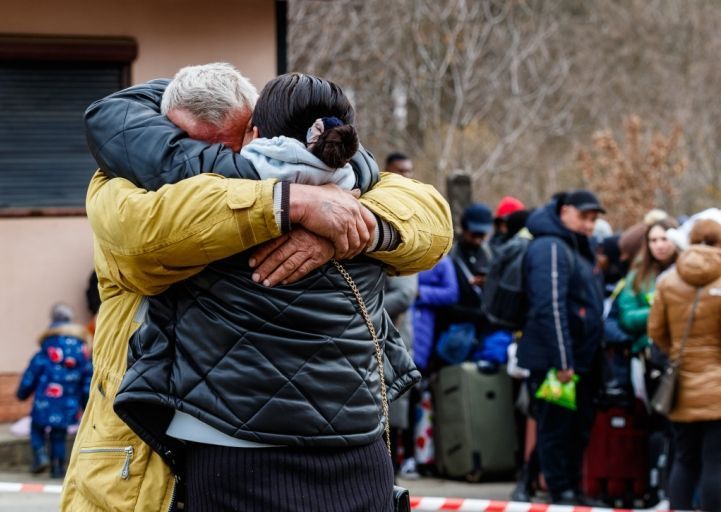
[{"left": 160, "top": 62, "right": 259, "bottom": 124}]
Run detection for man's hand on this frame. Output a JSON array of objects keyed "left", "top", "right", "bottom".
[
  {"left": 556, "top": 368, "right": 575, "bottom": 383},
  {"left": 289, "top": 183, "right": 376, "bottom": 259},
  {"left": 249, "top": 228, "right": 335, "bottom": 287}
]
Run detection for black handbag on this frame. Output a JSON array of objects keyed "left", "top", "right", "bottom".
[
  {"left": 650, "top": 288, "right": 701, "bottom": 415},
  {"left": 333, "top": 260, "right": 411, "bottom": 512}
]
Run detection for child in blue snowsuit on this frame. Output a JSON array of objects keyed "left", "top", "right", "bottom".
[{"left": 16, "top": 305, "right": 92, "bottom": 478}]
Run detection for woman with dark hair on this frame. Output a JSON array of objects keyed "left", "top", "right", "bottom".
[
  {"left": 617, "top": 217, "right": 680, "bottom": 354},
  {"left": 85, "top": 72, "right": 427, "bottom": 511},
  {"left": 648, "top": 219, "right": 721, "bottom": 511}
]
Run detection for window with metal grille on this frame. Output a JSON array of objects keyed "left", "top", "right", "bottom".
[{"left": 0, "top": 36, "right": 136, "bottom": 215}]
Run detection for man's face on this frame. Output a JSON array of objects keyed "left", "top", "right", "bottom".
[
  {"left": 461, "top": 228, "right": 486, "bottom": 248},
  {"left": 559, "top": 205, "right": 599, "bottom": 238},
  {"left": 167, "top": 106, "right": 253, "bottom": 152},
  {"left": 386, "top": 159, "right": 414, "bottom": 178}
]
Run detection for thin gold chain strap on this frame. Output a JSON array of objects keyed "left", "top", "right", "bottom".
[{"left": 331, "top": 259, "right": 392, "bottom": 456}]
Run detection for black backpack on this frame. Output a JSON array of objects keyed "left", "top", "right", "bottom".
[{"left": 482, "top": 235, "right": 574, "bottom": 330}]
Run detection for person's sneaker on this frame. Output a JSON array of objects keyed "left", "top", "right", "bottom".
[{"left": 398, "top": 458, "right": 420, "bottom": 480}]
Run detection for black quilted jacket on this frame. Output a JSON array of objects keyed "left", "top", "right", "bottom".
[{"left": 84, "top": 81, "right": 420, "bottom": 469}]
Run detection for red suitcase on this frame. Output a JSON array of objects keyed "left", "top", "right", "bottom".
[{"left": 582, "top": 401, "right": 650, "bottom": 506}]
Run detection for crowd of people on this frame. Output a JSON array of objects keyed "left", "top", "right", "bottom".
[
  {"left": 12, "top": 61, "right": 721, "bottom": 512},
  {"left": 382, "top": 158, "right": 721, "bottom": 510}
]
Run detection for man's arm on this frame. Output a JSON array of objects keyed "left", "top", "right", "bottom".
[
  {"left": 87, "top": 170, "right": 280, "bottom": 296},
  {"left": 88, "top": 171, "right": 374, "bottom": 296},
  {"left": 250, "top": 172, "right": 454, "bottom": 285},
  {"left": 84, "top": 80, "right": 378, "bottom": 192},
  {"left": 360, "top": 173, "right": 453, "bottom": 274}
]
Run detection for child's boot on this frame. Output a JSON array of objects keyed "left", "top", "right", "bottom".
[
  {"left": 30, "top": 447, "right": 49, "bottom": 474},
  {"left": 50, "top": 458, "right": 66, "bottom": 479}
]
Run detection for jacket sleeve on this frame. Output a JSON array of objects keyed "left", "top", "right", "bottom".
[
  {"left": 361, "top": 172, "right": 453, "bottom": 275},
  {"left": 525, "top": 238, "right": 575, "bottom": 370},
  {"left": 16, "top": 353, "right": 44, "bottom": 401},
  {"left": 416, "top": 258, "right": 459, "bottom": 307},
  {"left": 617, "top": 274, "right": 651, "bottom": 335},
  {"left": 384, "top": 275, "right": 418, "bottom": 319},
  {"left": 84, "top": 80, "right": 378, "bottom": 192},
  {"left": 647, "top": 280, "right": 671, "bottom": 354},
  {"left": 84, "top": 79, "right": 259, "bottom": 190},
  {"left": 87, "top": 171, "right": 281, "bottom": 296}
]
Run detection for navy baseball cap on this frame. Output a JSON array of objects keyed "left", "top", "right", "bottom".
[
  {"left": 461, "top": 203, "right": 493, "bottom": 234},
  {"left": 564, "top": 189, "right": 606, "bottom": 214}
]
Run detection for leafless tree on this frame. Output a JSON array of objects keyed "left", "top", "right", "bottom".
[{"left": 288, "top": 0, "right": 721, "bottom": 217}]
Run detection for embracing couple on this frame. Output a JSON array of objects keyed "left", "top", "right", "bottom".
[{"left": 60, "top": 63, "right": 453, "bottom": 511}]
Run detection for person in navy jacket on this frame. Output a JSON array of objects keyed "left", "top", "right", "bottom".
[
  {"left": 517, "top": 190, "right": 605, "bottom": 505},
  {"left": 17, "top": 305, "right": 92, "bottom": 478}
]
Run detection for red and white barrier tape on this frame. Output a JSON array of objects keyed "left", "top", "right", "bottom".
[
  {"left": 410, "top": 497, "right": 671, "bottom": 512},
  {"left": 0, "top": 482, "right": 62, "bottom": 494},
  {"left": 0, "top": 483, "right": 673, "bottom": 512}
]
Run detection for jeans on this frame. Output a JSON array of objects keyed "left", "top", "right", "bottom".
[
  {"left": 669, "top": 419, "right": 721, "bottom": 512},
  {"left": 30, "top": 421, "right": 67, "bottom": 461}
]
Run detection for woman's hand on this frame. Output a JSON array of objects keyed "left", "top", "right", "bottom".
[{"left": 249, "top": 228, "right": 335, "bottom": 286}]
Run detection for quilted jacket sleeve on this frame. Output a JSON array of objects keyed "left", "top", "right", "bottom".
[
  {"left": 416, "top": 257, "right": 459, "bottom": 307},
  {"left": 84, "top": 80, "right": 379, "bottom": 192},
  {"left": 360, "top": 172, "right": 453, "bottom": 275},
  {"left": 86, "top": 171, "right": 280, "bottom": 296}
]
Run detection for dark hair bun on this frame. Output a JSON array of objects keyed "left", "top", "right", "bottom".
[{"left": 311, "top": 125, "right": 359, "bottom": 168}]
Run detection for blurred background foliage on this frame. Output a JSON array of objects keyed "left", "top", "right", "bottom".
[{"left": 288, "top": 0, "right": 720, "bottom": 219}]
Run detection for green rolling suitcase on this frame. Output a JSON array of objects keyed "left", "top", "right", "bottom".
[{"left": 432, "top": 362, "right": 517, "bottom": 481}]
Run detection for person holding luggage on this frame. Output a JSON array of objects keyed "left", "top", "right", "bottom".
[
  {"left": 517, "top": 190, "right": 606, "bottom": 505},
  {"left": 648, "top": 219, "right": 721, "bottom": 512}
]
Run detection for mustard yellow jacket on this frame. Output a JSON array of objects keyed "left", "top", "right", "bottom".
[{"left": 60, "top": 170, "right": 452, "bottom": 511}]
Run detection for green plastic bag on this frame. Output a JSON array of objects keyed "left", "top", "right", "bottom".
[{"left": 534, "top": 369, "right": 579, "bottom": 410}]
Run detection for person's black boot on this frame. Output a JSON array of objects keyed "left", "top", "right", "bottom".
[
  {"left": 30, "top": 448, "right": 49, "bottom": 474},
  {"left": 50, "top": 458, "right": 65, "bottom": 479}
]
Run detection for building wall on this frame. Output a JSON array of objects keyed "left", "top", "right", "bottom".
[{"left": 0, "top": 0, "right": 277, "bottom": 420}]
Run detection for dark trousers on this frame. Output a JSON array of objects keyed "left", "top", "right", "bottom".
[
  {"left": 529, "top": 371, "right": 595, "bottom": 499},
  {"left": 669, "top": 420, "right": 721, "bottom": 512},
  {"left": 30, "top": 422, "right": 67, "bottom": 461}
]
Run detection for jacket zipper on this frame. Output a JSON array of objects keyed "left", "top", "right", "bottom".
[
  {"left": 78, "top": 446, "right": 134, "bottom": 479},
  {"left": 167, "top": 476, "right": 178, "bottom": 512}
]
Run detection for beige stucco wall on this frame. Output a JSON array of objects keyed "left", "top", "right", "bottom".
[
  {"left": 0, "top": 218, "right": 94, "bottom": 372},
  {"left": 0, "top": 0, "right": 277, "bottom": 377},
  {"left": 1, "top": 0, "right": 277, "bottom": 86}
]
